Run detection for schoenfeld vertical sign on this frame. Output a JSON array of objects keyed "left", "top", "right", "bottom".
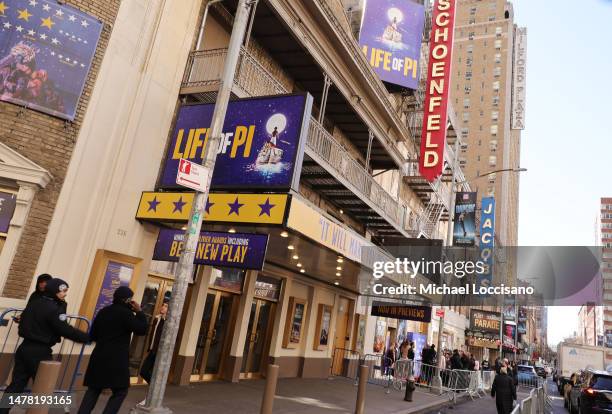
[{"left": 419, "top": 0, "right": 457, "bottom": 182}]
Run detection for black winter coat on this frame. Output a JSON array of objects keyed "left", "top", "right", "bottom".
[
  {"left": 84, "top": 303, "right": 147, "bottom": 389},
  {"left": 18, "top": 296, "right": 88, "bottom": 345},
  {"left": 450, "top": 354, "right": 462, "bottom": 370},
  {"left": 491, "top": 373, "right": 517, "bottom": 414}
]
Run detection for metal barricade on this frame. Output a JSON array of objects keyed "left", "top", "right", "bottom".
[
  {"left": 518, "top": 374, "right": 544, "bottom": 389},
  {"left": 391, "top": 358, "right": 412, "bottom": 391},
  {"left": 0, "top": 308, "right": 90, "bottom": 401},
  {"left": 482, "top": 370, "right": 495, "bottom": 391},
  {"left": 362, "top": 354, "right": 393, "bottom": 393},
  {"left": 329, "top": 347, "right": 362, "bottom": 381}
]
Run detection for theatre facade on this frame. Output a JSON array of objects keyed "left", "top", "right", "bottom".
[{"left": 0, "top": 0, "right": 469, "bottom": 386}]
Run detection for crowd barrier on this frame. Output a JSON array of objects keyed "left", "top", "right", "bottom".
[
  {"left": 0, "top": 307, "right": 90, "bottom": 412},
  {"left": 510, "top": 385, "right": 548, "bottom": 414}
]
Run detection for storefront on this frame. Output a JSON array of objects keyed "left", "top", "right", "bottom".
[{"left": 466, "top": 309, "right": 502, "bottom": 363}]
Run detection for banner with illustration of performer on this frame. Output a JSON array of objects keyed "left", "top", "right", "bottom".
[
  {"left": 359, "top": 0, "right": 425, "bottom": 89},
  {"left": 161, "top": 94, "right": 313, "bottom": 192},
  {"left": 453, "top": 192, "right": 476, "bottom": 246},
  {"left": 0, "top": 0, "right": 102, "bottom": 120}
]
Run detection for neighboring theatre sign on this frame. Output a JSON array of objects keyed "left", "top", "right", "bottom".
[
  {"left": 0, "top": 192, "right": 17, "bottom": 233},
  {"left": 453, "top": 192, "right": 476, "bottom": 247},
  {"left": 93, "top": 260, "right": 133, "bottom": 318},
  {"left": 153, "top": 229, "right": 269, "bottom": 271},
  {"left": 286, "top": 196, "right": 371, "bottom": 264},
  {"left": 511, "top": 27, "right": 527, "bottom": 130},
  {"left": 477, "top": 197, "right": 495, "bottom": 289},
  {"left": 371, "top": 301, "right": 432, "bottom": 323},
  {"left": 0, "top": 0, "right": 103, "bottom": 120},
  {"left": 419, "top": 0, "right": 457, "bottom": 182},
  {"left": 469, "top": 309, "right": 501, "bottom": 334},
  {"left": 160, "top": 94, "right": 313, "bottom": 191},
  {"left": 358, "top": 0, "right": 425, "bottom": 90}
]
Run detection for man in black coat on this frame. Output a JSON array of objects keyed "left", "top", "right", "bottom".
[
  {"left": 491, "top": 367, "right": 517, "bottom": 414},
  {"left": 0, "top": 278, "right": 88, "bottom": 414},
  {"left": 450, "top": 349, "right": 462, "bottom": 370},
  {"left": 78, "top": 286, "right": 147, "bottom": 414}
]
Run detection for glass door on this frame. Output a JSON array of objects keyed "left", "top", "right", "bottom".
[
  {"left": 241, "top": 299, "right": 275, "bottom": 378},
  {"left": 191, "top": 290, "right": 236, "bottom": 381},
  {"left": 129, "top": 275, "right": 173, "bottom": 384}
]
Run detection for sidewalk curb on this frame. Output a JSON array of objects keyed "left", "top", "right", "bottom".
[{"left": 391, "top": 394, "right": 470, "bottom": 414}]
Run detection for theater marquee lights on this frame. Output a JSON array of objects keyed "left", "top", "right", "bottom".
[{"left": 419, "top": 0, "right": 457, "bottom": 182}]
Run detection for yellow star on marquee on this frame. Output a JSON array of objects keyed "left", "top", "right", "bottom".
[
  {"left": 0, "top": 2, "right": 8, "bottom": 15},
  {"left": 40, "top": 16, "right": 55, "bottom": 29},
  {"left": 17, "top": 8, "right": 32, "bottom": 21}
]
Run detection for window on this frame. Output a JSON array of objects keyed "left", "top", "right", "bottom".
[
  {"left": 492, "top": 81, "right": 500, "bottom": 91},
  {"left": 495, "top": 39, "right": 502, "bottom": 49},
  {"left": 493, "top": 96, "right": 500, "bottom": 106},
  {"left": 491, "top": 111, "right": 499, "bottom": 121},
  {"left": 489, "top": 155, "right": 497, "bottom": 167},
  {"left": 465, "top": 85, "right": 472, "bottom": 94},
  {"left": 465, "top": 71, "right": 472, "bottom": 80},
  {"left": 490, "top": 140, "right": 498, "bottom": 152},
  {"left": 463, "top": 98, "right": 471, "bottom": 109},
  {"left": 467, "top": 44, "right": 474, "bottom": 54},
  {"left": 469, "top": 32, "right": 475, "bottom": 40},
  {"left": 490, "top": 125, "right": 498, "bottom": 135},
  {"left": 496, "top": 27, "right": 503, "bottom": 36},
  {"left": 495, "top": 53, "right": 502, "bottom": 64},
  {"left": 463, "top": 112, "right": 470, "bottom": 122},
  {"left": 461, "top": 128, "right": 469, "bottom": 138},
  {"left": 487, "top": 186, "right": 495, "bottom": 196},
  {"left": 489, "top": 15, "right": 496, "bottom": 21},
  {"left": 493, "top": 67, "right": 501, "bottom": 77},
  {"left": 470, "top": 6, "right": 477, "bottom": 15},
  {"left": 466, "top": 57, "right": 473, "bottom": 66},
  {"left": 469, "top": 18, "right": 476, "bottom": 25}
]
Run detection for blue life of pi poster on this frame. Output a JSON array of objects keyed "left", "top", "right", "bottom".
[
  {"left": 161, "top": 94, "right": 313, "bottom": 191},
  {"left": 0, "top": 0, "right": 102, "bottom": 120}
]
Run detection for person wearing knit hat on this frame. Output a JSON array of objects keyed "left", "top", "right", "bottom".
[
  {"left": 0, "top": 277, "right": 88, "bottom": 414},
  {"left": 79, "top": 286, "right": 147, "bottom": 414},
  {"left": 27, "top": 273, "right": 52, "bottom": 304}
]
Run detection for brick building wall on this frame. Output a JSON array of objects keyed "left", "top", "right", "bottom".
[{"left": 0, "top": 0, "right": 121, "bottom": 298}]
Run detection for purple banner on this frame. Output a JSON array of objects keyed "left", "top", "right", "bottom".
[
  {"left": 93, "top": 261, "right": 133, "bottom": 318},
  {"left": 153, "top": 228, "right": 269, "bottom": 270},
  {"left": 0, "top": 192, "right": 17, "bottom": 233},
  {"left": 160, "top": 94, "right": 313, "bottom": 191},
  {"left": 0, "top": 0, "right": 103, "bottom": 120},
  {"left": 359, "top": 0, "right": 425, "bottom": 89}
]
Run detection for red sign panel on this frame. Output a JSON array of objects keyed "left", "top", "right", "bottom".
[
  {"left": 436, "top": 309, "right": 445, "bottom": 318},
  {"left": 419, "top": 0, "right": 457, "bottom": 182}
]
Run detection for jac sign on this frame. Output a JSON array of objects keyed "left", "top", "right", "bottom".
[
  {"left": 176, "top": 158, "right": 209, "bottom": 193},
  {"left": 419, "top": 0, "right": 457, "bottom": 182}
]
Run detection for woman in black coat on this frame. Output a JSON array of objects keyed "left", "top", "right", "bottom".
[
  {"left": 78, "top": 286, "right": 147, "bottom": 414},
  {"left": 491, "top": 367, "right": 517, "bottom": 414}
]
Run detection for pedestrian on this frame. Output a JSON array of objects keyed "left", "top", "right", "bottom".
[
  {"left": 450, "top": 349, "right": 462, "bottom": 370},
  {"left": 139, "top": 301, "right": 168, "bottom": 383},
  {"left": 78, "top": 286, "right": 147, "bottom": 414},
  {"left": 510, "top": 361, "right": 518, "bottom": 386},
  {"left": 27, "top": 273, "right": 52, "bottom": 304},
  {"left": 468, "top": 353, "right": 476, "bottom": 371},
  {"left": 474, "top": 359, "right": 480, "bottom": 371},
  {"left": 491, "top": 366, "right": 517, "bottom": 414},
  {"left": 482, "top": 359, "right": 490, "bottom": 370},
  {"left": 460, "top": 351, "right": 470, "bottom": 369},
  {"left": 408, "top": 341, "right": 415, "bottom": 360},
  {"left": 0, "top": 279, "right": 89, "bottom": 414},
  {"left": 384, "top": 340, "right": 397, "bottom": 376}
]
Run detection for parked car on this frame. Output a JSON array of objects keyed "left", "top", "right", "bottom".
[
  {"left": 516, "top": 365, "right": 539, "bottom": 386},
  {"left": 568, "top": 369, "right": 612, "bottom": 414},
  {"left": 535, "top": 366, "right": 547, "bottom": 378}
]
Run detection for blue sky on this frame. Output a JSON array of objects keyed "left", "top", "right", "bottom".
[{"left": 511, "top": 0, "right": 612, "bottom": 345}]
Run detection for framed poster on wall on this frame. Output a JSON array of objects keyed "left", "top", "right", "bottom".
[
  {"left": 79, "top": 250, "right": 141, "bottom": 321},
  {"left": 313, "top": 304, "right": 332, "bottom": 351},
  {"left": 283, "top": 297, "right": 307, "bottom": 349}
]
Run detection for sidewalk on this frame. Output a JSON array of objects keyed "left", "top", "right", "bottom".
[{"left": 58, "top": 378, "right": 456, "bottom": 414}]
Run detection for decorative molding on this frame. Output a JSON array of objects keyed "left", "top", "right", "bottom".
[{"left": 0, "top": 143, "right": 53, "bottom": 189}]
